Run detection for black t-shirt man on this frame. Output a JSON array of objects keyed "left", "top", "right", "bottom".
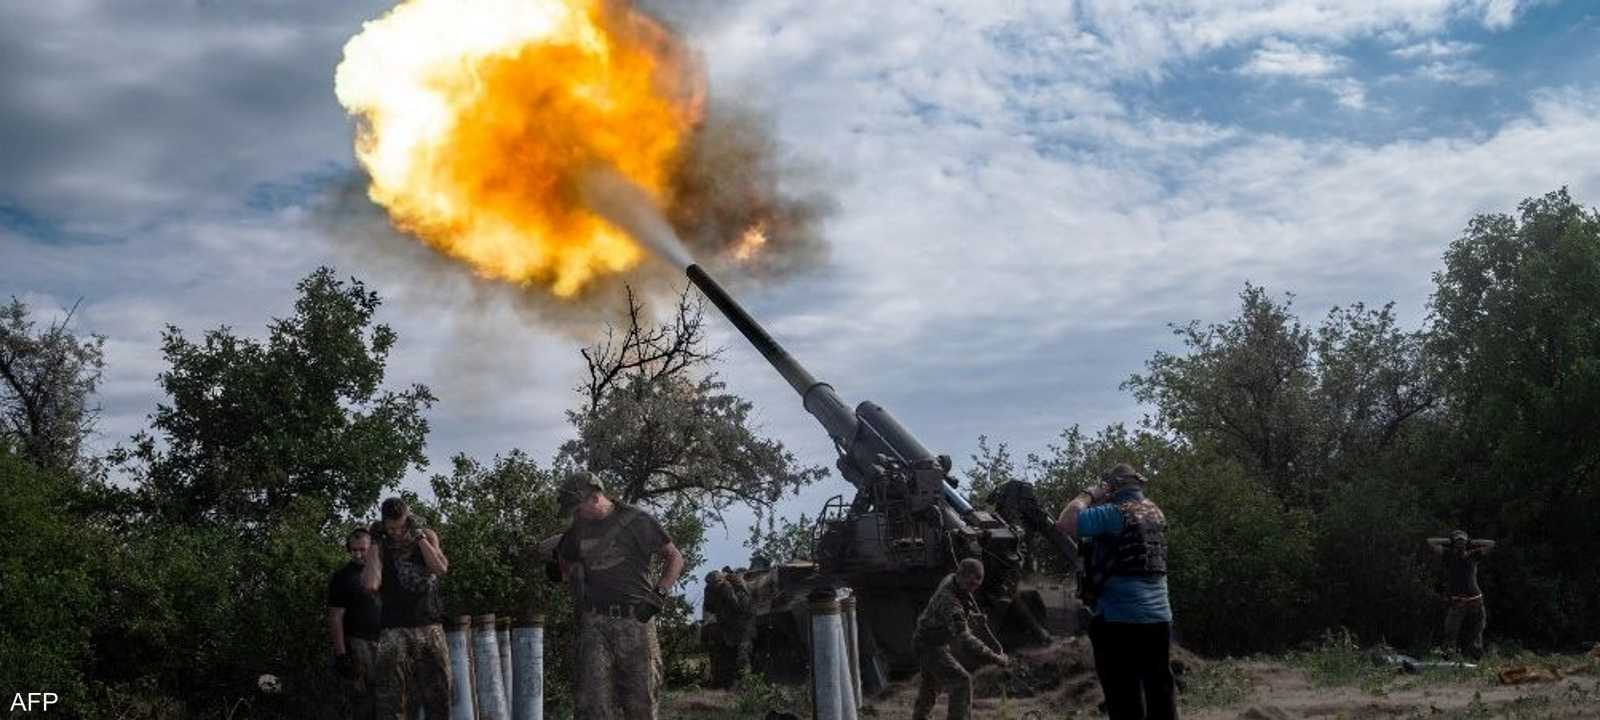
[
  {"left": 1443, "top": 550, "right": 1482, "bottom": 597},
  {"left": 328, "top": 561, "right": 382, "bottom": 642},
  {"left": 558, "top": 503, "right": 671, "bottom": 607}
]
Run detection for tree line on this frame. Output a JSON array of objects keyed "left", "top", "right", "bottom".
[
  {"left": 2, "top": 188, "right": 1596, "bottom": 717},
  {"left": 1, "top": 269, "right": 821, "bottom": 717},
  {"left": 963, "top": 188, "right": 1600, "bottom": 656}
]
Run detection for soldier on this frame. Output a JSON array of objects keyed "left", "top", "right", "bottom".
[
  {"left": 703, "top": 567, "right": 755, "bottom": 688},
  {"left": 554, "top": 471, "right": 686, "bottom": 720},
  {"left": 362, "top": 498, "right": 451, "bottom": 720},
  {"left": 1425, "top": 530, "right": 1497, "bottom": 660},
  {"left": 1058, "top": 463, "right": 1176, "bottom": 720},
  {"left": 986, "top": 479, "right": 1075, "bottom": 643},
  {"left": 912, "top": 558, "right": 1010, "bottom": 720},
  {"left": 328, "top": 528, "right": 380, "bottom": 720}
]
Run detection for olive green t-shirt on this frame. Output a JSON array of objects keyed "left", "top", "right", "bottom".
[{"left": 559, "top": 504, "right": 670, "bottom": 606}]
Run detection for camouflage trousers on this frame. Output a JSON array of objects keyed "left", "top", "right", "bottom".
[
  {"left": 374, "top": 624, "right": 451, "bottom": 720},
  {"left": 708, "top": 630, "right": 753, "bottom": 689},
  {"left": 574, "top": 611, "right": 663, "bottom": 720},
  {"left": 341, "top": 637, "right": 378, "bottom": 720},
  {"left": 911, "top": 644, "right": 973, "bottom": 720},
  {"left": 1444, "top": 595, "right": 1486, "bottom": 660}
]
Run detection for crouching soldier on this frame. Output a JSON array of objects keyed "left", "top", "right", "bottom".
[{"left": 912, "top": 558, "right": 1010, "bottom": 720}]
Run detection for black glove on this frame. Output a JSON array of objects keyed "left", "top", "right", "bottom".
[{"left": 637, "top": 589, "right": 666, "bottom": 621}]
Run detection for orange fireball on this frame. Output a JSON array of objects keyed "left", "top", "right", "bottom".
[{"left": 335, "top": 0, "right": 702, "bottom": 296}]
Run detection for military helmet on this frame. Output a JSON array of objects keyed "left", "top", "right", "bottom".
[{"left": 557, "top": 471, "right": 604, "bottom": 514}]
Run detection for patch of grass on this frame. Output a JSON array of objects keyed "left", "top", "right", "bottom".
[
  {"left": 732, "top": 670, "right": 810, "bottom": 717},
  {"left": 1288, "top": 628, "right": 1391, "bottom": 691},
  {"left": 660, "top": 673, "right": 813, "bottom": 720},
  {"left": 1180, "top": 661, "right": 1254, "bottom": 709}
]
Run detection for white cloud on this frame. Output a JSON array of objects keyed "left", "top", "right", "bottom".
[
  {"left": 1389, "top": 38, "right": 1494, "bottom": 86},
  {"left": 1072, "top": 0, "right": 1530, "bottom": 77},
  {"left": 1417, "top": 60, "right": 1498, "bottom": 85},
  {"left": 1233, "top": 38, "right": 1365, "bottom": 110},
  {"left": 1391, "top": 39, "right": 1480, "bottom": 59},
  {"left": 1240, "top": 38, "right": 1348, "bottom": 77},
  {"left": 1324, "top": 77, "right": 1370, "bottom": 109},
  {"left": 1464, "top": 0, "right": 1524, "bottom": 30},
  {"left": 1, "top": 0, "right": 1582, "bottom": 584}
]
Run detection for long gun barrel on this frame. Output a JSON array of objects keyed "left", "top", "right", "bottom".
[
  {"left": 686, "top": 264, "right": 974, "bottom": 515},
  {"left": 686, "top": 264, "right": 859, "bottom": 446}
]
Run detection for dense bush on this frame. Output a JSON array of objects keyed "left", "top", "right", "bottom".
[
  {"left": 978, "top": 189, "right": 1600, "bottom": 657},
  {"left": 0, "top": 450, "right": 101, "bottom": 710},
  {"left": 1159, "top": 455, "right": 1318, "bottom": 654}
]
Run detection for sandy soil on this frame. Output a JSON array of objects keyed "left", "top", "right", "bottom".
[
  {"left": 664, "top": 639, "right": 1600, "bottom": 719},
  {"left": 1181, "top": 662, "right": 1598, "bottom": 720}
]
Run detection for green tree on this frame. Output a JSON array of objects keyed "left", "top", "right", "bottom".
[
  {"left": 963, "top": 434, "right": 1020, "bottom": 507},
  {"left": 1026, "top": 423, "right": 1171, "bottom": 514},
  {"left": 0, "top": 298, "right": 105, "bottom": 475},
  {"left": 559, "top": 286, "right": 827, "bottom": 521},
  {"left": 745, "top": 511, "right": 819, "bottom": 563},
  {"left": 430, "top": 450, "right": 568, "bottom": 617},
  {"left": 1087, "top": 286, "right": 1443, "bottom": 652},
  {"left": 0, "top": 448, "right": 103, "bottom": 710},
  {"left": 1156, "top": 451, "right": 1317, "bottom": 655},
  {"left": 116, "top": 267, "right": 435, "bottom": 527},
  {"left": 1425, "top": 187, "right": 1600, "bottom": 646},
  {"left": 1124, "top": 285, "right": 1318, "bottom": 507}
]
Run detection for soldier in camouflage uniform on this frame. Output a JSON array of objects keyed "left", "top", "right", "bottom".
[
  {"left": 912, "top": 558, "right": 1010, "bottom": 720},
  {"left": 362, "top": 498, "right": 451, "bottom": 720},
  {"left": 702, "top": 568, "right": 755, "bottom": 688},
  {"left": 555, "top": 472, "right": 686, "bottom": 720}
]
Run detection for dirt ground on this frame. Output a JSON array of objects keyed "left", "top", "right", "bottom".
[{"left": 663, "top": 639, "right": 1600, "bottom": 719}]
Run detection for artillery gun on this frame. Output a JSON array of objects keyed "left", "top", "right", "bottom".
[{"left": 685, "top": 265, "right": 1076, "bottom": 685}]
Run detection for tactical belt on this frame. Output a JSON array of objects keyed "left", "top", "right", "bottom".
[
  {"left": 1448, "top": 593, "right": 1483, "bottom": 606},
  {"left": 583, "top": 601, "right": 653, "bottom": 622}
]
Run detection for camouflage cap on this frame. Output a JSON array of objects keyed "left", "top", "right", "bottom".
[
  {"left": 1106, "top": 463, "right": 1147, "bottom": 485},
  {"left": 557, "top": 471, "right": 604, "bottom": 514}
]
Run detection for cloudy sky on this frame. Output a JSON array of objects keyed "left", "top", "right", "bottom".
[{"left": 5, "top": 0, "right": 1600, "bottom": 587}]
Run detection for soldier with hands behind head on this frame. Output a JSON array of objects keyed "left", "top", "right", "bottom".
[{"left": 1426, "top": 529, "right": 1497, "bottom": 660}]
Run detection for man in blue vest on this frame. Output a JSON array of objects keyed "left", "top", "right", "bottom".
[{"left": 1057, "top": 463, "right": 1176, "bottom": 720}]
